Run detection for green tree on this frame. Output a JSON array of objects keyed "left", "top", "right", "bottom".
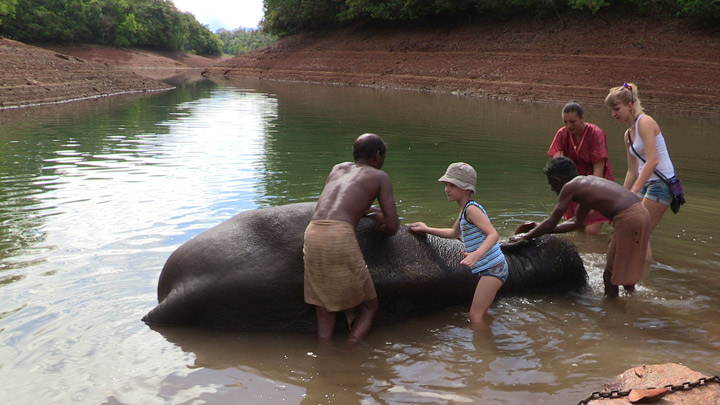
[
  {"left": 115, "top": 12, "right": 138, "bottom": 46},
  {"left": 0, "top": 0, "right": 224, "bottom": 54},
  {"left": 263, "top": 0, "right": 342, "bottom": 36},
  {"left": 61, "top": 0, "right": 92, "bottom": 41},
  {"left": 131, "top": 0, "right": 187, "bottom": 50},
  {"left": 677, "top": 0, "right": 720, "bottom": 19},
  {"left": 29, "top": 5, "right": 64, "bottom": 41},
  {"left": 261, "top": 0, "right": 720, "bottom": 36},
  {"left": 0, "top": 0, "right": 18, "bottom": 25},
  {"left": 567, "top": 0, "right": 610, "bottom": 14},
  {"left": 83, "top": 0, "right": 105, "bottom": 41},
  {"left": 216, "top": 27, "right": 277, "bottom": 55},
  {"left": 183, "top": 13, "right": 223, "bottom": 54}
]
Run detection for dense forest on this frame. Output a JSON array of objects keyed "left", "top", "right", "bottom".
[
  {"left": 261, "top": 0, "right": 720, "bottom": 36},
  {"left": 217, "top": 28, "right": 277, "bottom": 56},
  {"left": 0, "top": 0, "right": 223, "bottom": 54},
  {"left": 0, "top": 0, "right": 279, "bottom": 56},
  {"left": 2, "top": 0, "right": 717, "bottom": 55}
]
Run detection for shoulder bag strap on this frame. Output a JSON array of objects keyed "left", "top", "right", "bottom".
[{"left": 627, "top": 127, "right": 672, "bottom": 186}]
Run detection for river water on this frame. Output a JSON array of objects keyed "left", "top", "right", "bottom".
[{"left": 1, "top": 77, "right": 718, "bottom": 404}]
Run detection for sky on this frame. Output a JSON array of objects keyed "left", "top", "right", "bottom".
[{"left": 172, "top": 0, "right": 265, "bottom": 31}]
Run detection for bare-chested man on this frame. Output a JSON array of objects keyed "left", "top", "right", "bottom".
[
  {"left": 509, "top": 157, "right": 650, "bottom": 297},
  {"left": 303, "top": 133, "right": 399, "bottom": 345}
]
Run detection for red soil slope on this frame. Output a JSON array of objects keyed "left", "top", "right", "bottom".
[{"left": 206, "top": 16, "right": 720, "bottom": 115}]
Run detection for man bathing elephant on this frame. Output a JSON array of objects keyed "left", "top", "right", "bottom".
[
  {"left": 143, "top": 134, "right": 586, "bottom": 341},
  {"left": 303, "top": 133, "right": 399, "bottom": 345},
  {"left": 510, "top": 157, "right": 650, "bottom": 297},
  {"left": 142, "top": 202, "right": 588, "bottom": 334}
]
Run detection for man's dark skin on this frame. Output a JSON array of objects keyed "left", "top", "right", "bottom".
[
  {"left": 510, "top": 160, "right": 643, "bottom": 296},
  {"left": 310, "top": 133, "right": 399, "bottom": 344},
  {"left": 512, "top": 175, "right": 641, "bottom": 238}
]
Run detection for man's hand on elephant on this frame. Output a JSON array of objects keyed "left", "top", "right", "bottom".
[
  {"left": 508, "top": 234, "right": 527, "bottom": 243},
  {"left": 514, "top": 221, "right": 537, "bottom": 235},
  {"left": 367, "top": 210, "right": 386, "bottom": 225}
]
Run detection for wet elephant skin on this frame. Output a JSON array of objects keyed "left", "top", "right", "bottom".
[{"left": 143, "top": 203, "right": 587, "bottom": 332}]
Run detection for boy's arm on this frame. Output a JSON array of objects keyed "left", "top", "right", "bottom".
[{"left": 409, "top": 217, "right": 461, "bottom": 239}]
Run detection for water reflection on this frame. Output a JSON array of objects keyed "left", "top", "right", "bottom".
[
  {"left": 0, "top": 81, "right": 276, "bottom": 273},
  {"left": 0, "top": 77, "right": 718, "bottom": 404}
]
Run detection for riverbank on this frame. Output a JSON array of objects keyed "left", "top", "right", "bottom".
[
  {"left": 2, "top": 15, "right": 719, "bottom": 114},
  {"left": 0, "top": 37, "right": 227, "bottom": 109},
  {"left": 206, "top": 16, "right": 720, "bottom": 116}
]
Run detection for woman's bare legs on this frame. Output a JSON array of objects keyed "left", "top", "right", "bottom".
[
  {"left": 585, "top": 222, "right": 603, "bottom": 235},
  {"left": 642, "top": 198, "right": 669, "bottom": 260}
]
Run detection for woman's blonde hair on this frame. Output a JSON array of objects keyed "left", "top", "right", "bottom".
[{"left": 605, "top": 82, "right": 644, "bottom": 116}]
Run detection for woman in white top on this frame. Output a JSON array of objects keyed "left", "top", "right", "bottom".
[{"left": 605, "top": 82, "right": 676, "bottom": 260}]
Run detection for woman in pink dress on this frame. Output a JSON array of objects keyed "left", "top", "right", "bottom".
[{"left": 548, "top": 101, "right": 615, "bottom": 235}]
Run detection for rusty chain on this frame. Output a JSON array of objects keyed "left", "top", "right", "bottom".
[{"left": 578, "top": 375, "right": 720, "bottom": 404}]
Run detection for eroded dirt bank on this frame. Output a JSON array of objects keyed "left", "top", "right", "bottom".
[
  {"left": 0, "top": 38, "right": 228, "bottom": 109},
  {"left": 0, "top": 37, "right": 174, "bottom": 109},
  {"left": 207, "top": 16, "right": 720, "bottom": 116},
  {"left": 2, "top": 16, "right": 719, "bottom": 114}
]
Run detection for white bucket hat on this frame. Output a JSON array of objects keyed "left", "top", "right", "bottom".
[{"left": 438, "top": 162, "right": 476, "bottom": 193}]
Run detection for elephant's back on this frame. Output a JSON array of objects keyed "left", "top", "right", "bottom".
[
  {"left": 144, "top": 203, "right": 588, "bottom": 332},
  {"left": 157, "top": 203, "right": 317, "bottom": 301}
]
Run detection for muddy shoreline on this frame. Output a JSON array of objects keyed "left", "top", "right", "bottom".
[
  {"left": 206, "top": 17, "right": 720, "bottom": 116},
  {"left": 3, "top": 16, "right": 720, "bottom": 115},
  {"left": 0, "top": 37, "right": 227, "bottom": 110}
]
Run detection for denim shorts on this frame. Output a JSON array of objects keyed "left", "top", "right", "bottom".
[
  {"left": 474, "top": 260, "right": 509, "bottom": 284},
  {"left": 637, "top": 179, "right": 672, "bottom": 206}
]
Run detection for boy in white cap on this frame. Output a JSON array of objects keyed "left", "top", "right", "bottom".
[{"left": 409, "top": 162, "right": 508, "bottom": 327}]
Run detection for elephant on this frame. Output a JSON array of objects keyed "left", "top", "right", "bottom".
[{"left": 143, "top": 202, "right": 587, "bottom": 332}]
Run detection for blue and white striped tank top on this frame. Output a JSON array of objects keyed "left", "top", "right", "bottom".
[{"left": 460, "top": 200, "right": 505, "bottom": 274}]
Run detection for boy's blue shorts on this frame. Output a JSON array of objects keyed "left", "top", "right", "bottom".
[{"left": 474, "top": 260, "right": 508, "bottom": 284}]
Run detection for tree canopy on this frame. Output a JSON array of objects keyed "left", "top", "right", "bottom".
[
  {"left": 3, "top": 0, "right": 716, "bottom": 54},
  {"left": 261, "top": 0, "right": 720, "bottom": 36},
  {"left": 0, "top": 0, "right": 223, "bottom": 55},
  {"left": 216, "top": 28, "right": 278, "bottom": 56},
  {"left": 0, "top": 0, "right": 17, "bottom": 25}
]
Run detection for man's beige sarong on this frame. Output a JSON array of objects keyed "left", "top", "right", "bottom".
[
  {"left": 303, "top": 220, "right": 377, "bottom": 312},
  {"left": 606, "top": 202, "right": 651, "bottom": 285}
]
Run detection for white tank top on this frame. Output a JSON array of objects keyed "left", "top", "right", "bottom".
[{"left": 631, "top": 114, "right": 675, "bottom": 180}]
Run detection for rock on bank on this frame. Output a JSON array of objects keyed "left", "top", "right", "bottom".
[
  {"left": 585, "top": 363, "right": 720, "bottom": 404},
  {"left": 205, "top": 17, "right": 720, "bottom": 115},
  {"left": 0, "top": 37, "right": 172, "bottom": 109}
]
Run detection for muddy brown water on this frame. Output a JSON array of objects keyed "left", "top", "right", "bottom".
[{"left": 0, "top": 77, "right": 718, "bottom": 403}]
